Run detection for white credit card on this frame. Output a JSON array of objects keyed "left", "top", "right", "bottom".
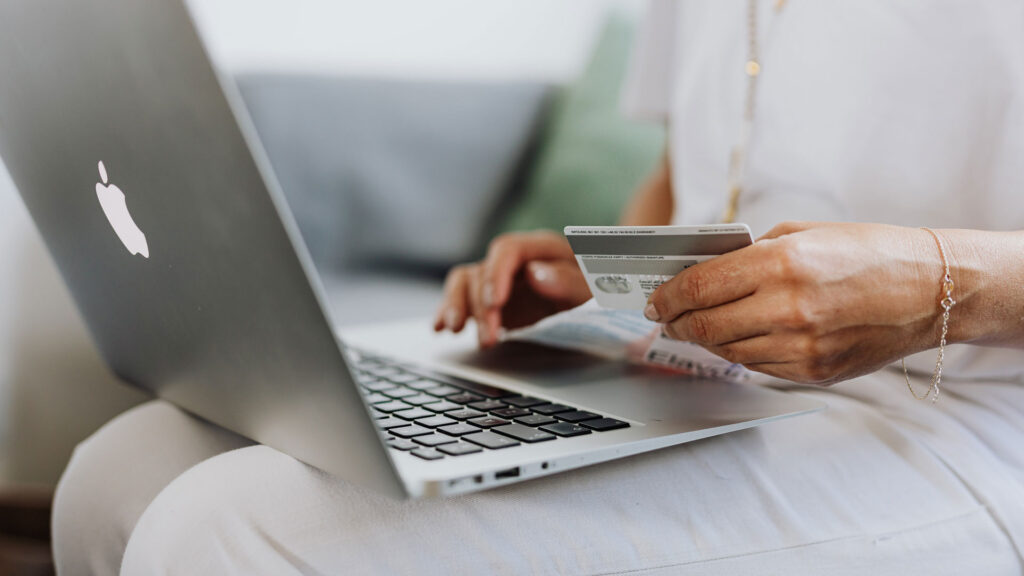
[{"left": 564, "top": 224, "right": 753, "bottom": 310}]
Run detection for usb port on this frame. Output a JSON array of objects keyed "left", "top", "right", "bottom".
[{"left": 495, "top": 467, "right": 520, "bottom": 480}]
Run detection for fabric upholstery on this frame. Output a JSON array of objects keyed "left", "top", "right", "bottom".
[
  {"left": 494, "top": 14, "right": 666, "bottom": 236},
  {"left": 237, "top": 75, "right": 551, "bottom": 271}
]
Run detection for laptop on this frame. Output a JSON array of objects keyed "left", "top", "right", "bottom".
[{"left": 0, "top": 0, "right": 824, "bottom": 498}]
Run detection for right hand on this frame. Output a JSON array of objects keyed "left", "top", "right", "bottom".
[{"left": 433, "top": 230, "right": 592, "bottom": 348}]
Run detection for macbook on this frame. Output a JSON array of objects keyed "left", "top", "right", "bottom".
[{"left": 0, "top": 0, "right": 823, "bottom": 497}]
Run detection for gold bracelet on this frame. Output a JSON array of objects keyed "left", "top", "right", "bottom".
[{"left": 902, "top": 227, "right": 956, "bottom": 403}]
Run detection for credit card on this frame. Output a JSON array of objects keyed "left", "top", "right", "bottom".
[{"left": 564, "top": 224, "right": 753, "bottom": 310}]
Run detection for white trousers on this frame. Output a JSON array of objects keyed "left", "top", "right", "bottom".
[{"left": 53, "top": 369, "right": 1024, "bottom": 575}]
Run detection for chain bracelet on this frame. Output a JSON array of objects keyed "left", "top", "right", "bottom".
[{"left": 902, "top": 228, "right": 956, "bottom": 403}]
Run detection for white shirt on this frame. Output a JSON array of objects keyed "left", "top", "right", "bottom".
[{"left": 624, "top": 0, "right": 1024, "bottom": 380}]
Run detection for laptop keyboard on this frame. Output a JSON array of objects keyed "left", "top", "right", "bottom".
[{"left": 350, "top": 353, "right": 629, "bottom": 462}]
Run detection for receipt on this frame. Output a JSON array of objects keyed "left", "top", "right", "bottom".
[
  {"left": 504, "top": 300, "right": 757, "bottom": 383},
  {"left": 503, "top": 300, "right": 652, "bottom": 360}
]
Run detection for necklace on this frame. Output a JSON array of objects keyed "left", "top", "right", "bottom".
[{"left": 722, "top": 0, "right": 787, "bottom": 223}]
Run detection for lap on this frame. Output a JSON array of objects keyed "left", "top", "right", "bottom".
[
  {"left": 55, "top": 371, "right": 1024, "bottom": 575},
  {"left": 52, "top": 401, "right": 253, "bottom": 576}
]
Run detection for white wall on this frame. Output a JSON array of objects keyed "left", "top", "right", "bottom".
[{"left": 188, "top": 0, "right": 643, "bottom": 82}]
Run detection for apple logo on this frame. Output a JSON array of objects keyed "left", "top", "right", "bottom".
[{"left": 95, "top": 161, "right": 149, "bottom": 258}]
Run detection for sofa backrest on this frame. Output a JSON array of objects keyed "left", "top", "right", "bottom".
[{"left": 236, "top": 75, "right": 551, "bottom": 272}]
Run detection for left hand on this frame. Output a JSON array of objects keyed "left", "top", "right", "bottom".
[{"left": 644, "top": 221, "right": 946, "bottom": 385}]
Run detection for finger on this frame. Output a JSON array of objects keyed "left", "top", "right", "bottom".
[
  {"left": 704, "top": 329, "right": 839, "bottom": 365},
  {"left": 525, "top": 260, "right": 591, "bottom": 304},
  {"left": 742, "top": 362, "right": 837, "bottom": 386},
  {"left": 660, "top": 292, "right": 783, "bottom": 346},
  {"left": 469, "top": 266, "right": 487, "bottom": 345},
  {"left": 469, "top": 266, "right": 500, "bottom": 348},
  {"left": 646, "top": 245, "right": 764, "bottom": 323},
  {"left": 704, "top": 333, "right": 841, "bottom": 384},
  {"left": 435, "top": 266, "right": 472, "bottom": 333},
  {"left": 700, "top": 334, "right": 792, "bottom": 365},
  {"left": 740, "top": 362, "right": 794, "bottom": 381},
  {"left": 757, "top": 220, "right": 822, "bottom": 241},
  {"left": 481, "top": 231, "right": 574, "bottom": 310}
]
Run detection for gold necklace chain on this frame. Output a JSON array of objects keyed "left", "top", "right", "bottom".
[
  {"left": 722, "top": 0, "right": 787, "bottom": 223},
  {"left": 727, "top": 4, "right": 952, "bottom": 403}
]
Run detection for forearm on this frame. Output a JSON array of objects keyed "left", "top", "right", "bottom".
[
  {"left": 619, "top": 149, "right": 673, "bottom": 226},
  {"left": 940, "top": 228, "right": 1024, "bottom": 348}
]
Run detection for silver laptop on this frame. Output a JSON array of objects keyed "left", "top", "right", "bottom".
[{"left": 0, "top": 0, "right": 823, "bottom": 498}]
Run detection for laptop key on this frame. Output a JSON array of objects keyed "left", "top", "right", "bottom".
[
  {"left": 438, "top": 423, "right": 480, "bottom": 436},
  {"left": 443, "top": 377, "right": 519, "bottom": 399},
  {"left": 493, "top": 424, "right": 556, "bottom": 443},
  {"left": 539, "top": 422, "right": 592, "bottom": 437},
  {"left": 415, "top": 415, "right": 457, "bottom": 428},
  {"left": 362, "top": 379, "right": 396, "bottom": 392},
  {"left": 447, "top": 392, "right": 483, "bottom": 405},
  {"left": 404, "top": 369, "right": 516, "bottom": 399},
  {"left": 532, "top": 403, "right": 575, "bottom": 415},
  {"left": 468, "top": 399, "right": 507, "bottom": 412},
  {"left": 370, "top": 367, "right": 403, "bottom": 378},
  {"left": 463, "top": 432, "right": 520, "bottom": 450},
  {"left": 468, "top": 416, "right": 509, "bottom": 429},
  {"left": 437, "top": 442, "right": 483, "bottom": 456},
  {"left": 383, "top": 387, "right": 417, "bottom": 399},
  {"left": 411, "top": 448, "right": 445, "bottom": 461},
  {"left": 580, "top": 418, "right": 630, "bottom": 432},
  {"left": 377, "top": 417, "right": 410, "bottom": 430},
  {"left": 363, "top": 393, "right": 390, "bottom": 404},
  {"left": 393, "top": 407, "right": 434, "bottom": 421},
  {"left": 386, "top": 438, "right": 418, "bottom": 451},
  {"left": 556, "top": 410, "right": 602, "bottom": 423},
  {"left": 403, "top": 394, "right": 440, "bottom": 406},
  {"left": 406, "top": 379, "right": 441, "bottom": 390},
  {"left": 390, "top": 425, "right": 433, "bottom": 438},
  {"left": 491, "top": 407, "right": 531, "bottom": 419},
  {"left": 513, "top": 414, "right": 556, "bottom": 427},
  {"left": 413, "top": 433, "right": 458, "bottom": 447},
  {"left": 424, "top": 385, "right": 460, "bottom": 397},
  {"left": 445, "top": 408, "right": 485, "bottom": 421},
  {"left": 375, "top": 401, "right": 413, "bottom": 413},
  {"left": 422, "top": 400, "right": 461, "bottom": 413},
  {"left": 369, "top": 408, "right": 388, "bottom": 419},
  {"left": 504, "top": 396, "right": 548, "bottom": 408},
  {"left": 387, "top": 373, "right": 421, "bottom": 384}
]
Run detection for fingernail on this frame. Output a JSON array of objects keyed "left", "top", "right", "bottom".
[
  {"left": 482, "top": 282, "right": 496, "bottom": 308},
  {"left": 477, "top": 323, "right": 490, "bottom": 345},
  {"left": 530, "top": 262, "right": 551, "bottom": 283},
  {"left": 444, "top": 308, "right": 459, "bottom": 330},
  {"left": 644, "top": 303, "right": 661, "bottom": 322}
]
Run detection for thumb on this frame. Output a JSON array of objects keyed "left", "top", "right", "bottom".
[
  {"left": 525, "top": 260, "right": 591, "bottom": 303},
  {"left": 757, "top": 220, "right": 822, "bottom": 241}
]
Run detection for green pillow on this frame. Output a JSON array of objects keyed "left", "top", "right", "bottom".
[{"left": 493, "top": 14, "right": 666, "bottom": 236}]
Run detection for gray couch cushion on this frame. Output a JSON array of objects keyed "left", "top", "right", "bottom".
[{"left": 236, "top": 75, "right": 550, "bottom": 271}]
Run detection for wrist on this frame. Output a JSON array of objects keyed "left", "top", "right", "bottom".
[
  {"left": 905, "top": 227, "right": 950, "bottom": 351},
  {"left": 929, "top": 228, "right": 1021, "bottom": 346}
]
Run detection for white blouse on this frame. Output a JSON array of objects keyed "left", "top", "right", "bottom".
[{"left": 624, "top": 0, "right": 1024, "bottom": 380}]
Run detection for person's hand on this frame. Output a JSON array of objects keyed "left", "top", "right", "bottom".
[
  {"left": 645, "top": 222, "right": 947, "bottom": 385},
  {"left": 434, "top": 230, "right": 592, "bottom": 348}
]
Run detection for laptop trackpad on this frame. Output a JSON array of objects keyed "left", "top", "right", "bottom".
[
  {"left": 443, "top": 342, "right": 778, "bottom": 425},
  {"left": 344, "top": 322, "right": 788, "bottom": 426}
]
